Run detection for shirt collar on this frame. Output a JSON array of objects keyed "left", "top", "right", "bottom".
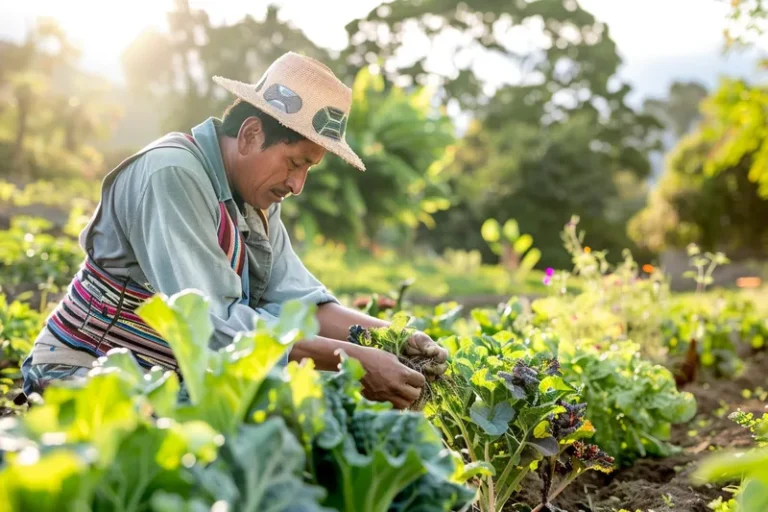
[{"left": 190, "top": 117, "right": 233, "bottom": 202}]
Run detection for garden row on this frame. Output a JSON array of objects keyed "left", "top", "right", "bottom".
[{"left": 2, "top": 220, "right": 768, "bottom": 511}]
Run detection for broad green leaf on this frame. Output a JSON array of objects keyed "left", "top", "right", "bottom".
[
  {"left": 94, "top": 424, "right": 201, "bottom": 510},
  {"left": 274, "top": 360, "right": 326, "bottom": 445},
  {"left": 269, "top": 299, "right": 319, "bottom": 346},
  {"left": 539, "top": 375, "right": 574, "bottom": 391},
  {"left": 470, "top": 368, "right": 498, "bottom": 392},
  {"left": 150, "top": 492, "right": 211, "bottom": 512},
  {"left": 469, "top": 400, "right": 515, "bottom": 436},
  {"left": 138, "top": 292, "right": 212, "bottom": 405},
  {"left": 471, "top": 309, "right": 493, "bottom": 328},
  {"left": 23, "top": 372, "right": 139, "bottom": 463},
  {"left": 740, "top": 478, "right": 768, "bottom": 511},
  {"left": 325, "top": 447, "right": 425, "bottom": 512},
  {"left": 481, "top": 219, "right": 500, "bottom": 243},
  {"left": 193, "top": 330, "right": 291, "bottom": 436},
  {"left": 197, "top": 419, "right": 329, "bottom": 512},
  {"left": 518, "top": 404, "right": 559, "bottom": 430},
  {"left": 694, "top": 447, "right": 768, "bottom": 483},
  {"left": 456, "top": 460, "right": 496, "bottom": 480},
  {"left": 389, "top": 311, "right": 410, "bottom": 334},
  {"left": 513, "top": 234, "right": 533, "bottom": 254},
  {"left": 526, "top": 436, "right": 559, "bottom": 457},
  {"left": 518, "top": 248, "right": 542, "bottom": 274},
  {"left": 95, "top": 348, "right": 144, "bottom": 388},
  {"left": 144, "top": 369, "right": 181, "bottom": 419},
  {"left": 502, "top": 219, "right": 520, "bottom": 241},
  {"left": 0, "top": 449, "right": 97, "bottom": 512}
]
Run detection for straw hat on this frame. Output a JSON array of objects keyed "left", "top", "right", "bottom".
[{"left": 212, "top": 52, "right": 365, "bottom": 171}]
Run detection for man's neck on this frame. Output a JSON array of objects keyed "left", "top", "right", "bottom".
[{"left": 218, "top": 135, "right": 246, "bottom": 213}]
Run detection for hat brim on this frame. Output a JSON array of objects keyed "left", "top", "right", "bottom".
[{"left": 213, "top": 76, "right": 365, "bottom": 171}]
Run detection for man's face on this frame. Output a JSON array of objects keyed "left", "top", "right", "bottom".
[{"left": 231, "top": 117, "right": 326, "bottom": 210}]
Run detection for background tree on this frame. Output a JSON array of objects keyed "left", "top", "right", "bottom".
[
  {"left": 122, "top": 0, "right": 330, "bottom": 132},
  {"left": 283, "top": 66, "right": 455, "bottom": 248},
  {"left": 351, "top": 0, "right": 666, "bottom": 267},
  {"left": 629, "top": 78, "right": 768, "bottom": 259},
  {"left": 643, "top": 81, "right": 708, "bottom": 138},
  {"left": 0, "top": 18, "right": 120, "bottom": 179}
]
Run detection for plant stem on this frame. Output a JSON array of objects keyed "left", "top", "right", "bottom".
[
  {"left": 530, "top": 472, "right": 581, "bottom": 512},
  {"left": 446, "top": 408, "right": 477, "bottom": 463},
  {"left": 495, "top": 467, "right": 530, "bottom": 510},
  {"left": 485, "top": 442, "right": 495, "bottom": 512}
]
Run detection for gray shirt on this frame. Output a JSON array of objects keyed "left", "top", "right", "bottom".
[{"left": 31, "top": 117, "right": 337, "bottom": 367}]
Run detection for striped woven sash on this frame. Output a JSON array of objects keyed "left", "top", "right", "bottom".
[{"left": 47, "top": 200, "right": 248, "bottom": 371}]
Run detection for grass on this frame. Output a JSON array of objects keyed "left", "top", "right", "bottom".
[{"left": 300, "top": 242, "right": 573, "bottom": 301}]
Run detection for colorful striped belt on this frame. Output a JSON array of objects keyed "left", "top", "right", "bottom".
[
  {"left": 47, "top": 257, "right": 177, "bottom": 370},
  {"left": 47, "top": 199, "right": 249, "bottom": 370}
]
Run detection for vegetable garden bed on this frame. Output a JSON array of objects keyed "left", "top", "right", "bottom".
[{"left": 515, "top": 351, "right": 768, "bottom": 512}]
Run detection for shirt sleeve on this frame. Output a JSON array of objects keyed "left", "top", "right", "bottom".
[
  {"left": 257, "top": 204, "right": 338, "bottom": 318},
  {"left": 127, "top": 165, "right": 279, "bottom": 355}
]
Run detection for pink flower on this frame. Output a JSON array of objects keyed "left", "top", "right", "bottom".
[{"left": 546, "top": 267, "right": 555, "bottom": 277}]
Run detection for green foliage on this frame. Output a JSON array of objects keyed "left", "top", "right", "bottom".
[
  {"left": 643, "top": 81, "right": 708, "bottom": 137},
  {"left": 300, "top": 241, "right": 552, "bottom": 300},
  {"left": 426, "top": 333, "right": 612, "bottom": 511},
  {"left": 629, "top": 78, "right": 768, "bottom": 257},
  {"left": 481, "top": 219, "right": 541, "bottom": 281},
  {"left": 344, "top": 0, "right": 630, "bottom": 112},
  {"left": 555, "top": 338, "right": 696, "bottom": 466},
  {"left": 122, "top": 3, "right": 330, "bottom": 133},
  {"left": 311, "top": 357, "right": 475, "bottom": 512},
  {"left": 283, "top": 66, "right": 455, "bottom": 245},
  {"left": 730, "top": 410, "right": 768, "bottom": 446},
  {"left": 0, "top": 217, "right": 83, "bottom": 288},
  {"left": 0, "top": 294, "right": 43, "bottom": 373},
  {"left": 423, "top": 107, "right": 658, "bottom": 269},
  {"left": 0, "top": 291, "right": 473, "bottom": 512},
  {"left": 695, "top": 449, "right": 768, "bottom": 512},
  {"left": 0, "top": 18, "right": 120, "bottom": 180}
]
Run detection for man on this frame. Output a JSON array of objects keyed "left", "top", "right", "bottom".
[{"left": 20, "top": 52, "right": 447, "bottom": 409}]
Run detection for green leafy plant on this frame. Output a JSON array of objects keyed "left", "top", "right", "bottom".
[
  {"left": 0, "top": 290, "right": 474, "bottom": 512},
  {"left": 481, "top": 218, "right": 542, "bottom": 281},
  {"left": 683, "top": 243, "right": 730, "bottom": 293},
  {"left": 0, "top": 294, "right": 43, "bottom": 373},
  {"left": 695, "top": 408, "right": 768, "bottom": 511},
  {"left": 0, "top": 217, "right": 83, "bottom": 288},
  {"left": 426, "top": 332, "right": 612, "bottom": 512},
  {"left": 347, "top": 313, "right": 445, "bottom": 411},
  {"left": 539, "top": 335, "right": 696, "bottom": 467}
]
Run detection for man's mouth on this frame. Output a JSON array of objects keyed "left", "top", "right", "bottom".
[{"left": 271, "top": 190, "right": 289, "bottom": 202}]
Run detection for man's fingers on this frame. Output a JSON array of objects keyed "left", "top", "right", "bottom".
[
  {"left": 406, "top": 333, "right": 449, "bottom": 363},
  {"left": 431, "top": 346, "right": 448, "bottom": 364},
  {"left": 423, "top": 362, "right": 448, "bottom": 377},
  {"left": 397, "top": 384, "right": 422, "bottom": 405},
  {"left": 403, "top": 366, "right": 427, "bottom": 388}
]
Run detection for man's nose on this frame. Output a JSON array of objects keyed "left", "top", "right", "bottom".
[{"left": 286, "top": 168, "right": 309, "bottom": 196}]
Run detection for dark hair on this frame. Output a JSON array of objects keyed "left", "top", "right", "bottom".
[{"left": 221, "top": 99, "right": 306, "bottom": 149}]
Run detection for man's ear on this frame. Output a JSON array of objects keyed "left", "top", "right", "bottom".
[{"left": 238, "top": 116, "right": 264, "bottom": 154}]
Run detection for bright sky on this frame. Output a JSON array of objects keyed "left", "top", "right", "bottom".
[{"left": 2, "top": 0, "right": 766, "bottom": 106}]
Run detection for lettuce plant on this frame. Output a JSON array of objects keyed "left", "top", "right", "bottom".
[{"left": 0, "top": 290, "right": 474, "bottom": 512}]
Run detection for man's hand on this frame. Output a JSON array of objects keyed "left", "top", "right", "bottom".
[
  {"left": 404, "top": 331, "right": 449, "bottom": 380},
  {"left": 347, "top": 345, "right": 426, "bottom": 409}
]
